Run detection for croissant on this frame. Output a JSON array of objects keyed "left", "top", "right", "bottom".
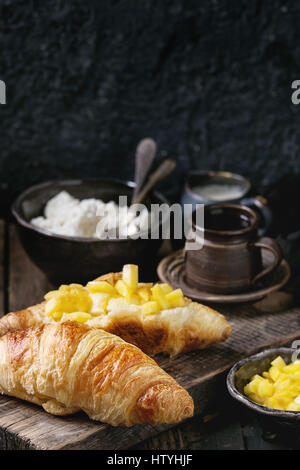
[
  {"left": 88, "top": 272, "right": 231, "bottom": 355},
  {"left": 0, "top": 321, "right": 194, "bottom": 426},
  {"left": 0, "top": 268, "right": 231, "bottom": 356}
]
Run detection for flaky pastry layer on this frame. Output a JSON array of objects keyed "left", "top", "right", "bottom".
[{"left": 0, "top": 322, "right": 194, "bottom": 426}]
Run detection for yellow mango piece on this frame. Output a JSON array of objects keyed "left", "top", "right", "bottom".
[
  {"left": 273, "top": 395, "right": 292, "bottom": 410},
  {"left": 86, "top": 281, "right": 116, "bottom": 295},
  {"left": 151, "top": 284, "right": 170, "bottom": 309},
  {"left": 269, "top": 366, "right": 281, "bottom": 382},
  {"left": 90, "top": 293, "right": 110, "bottom": 313},
  {"left": 60, "top": 283, "right": 83, "bottom": 292},
  {"left": 244, "top": 383, "right": 255, "bottom": 395},
  {"left": 129, "top": 295, "right": 141, "bottom": 305},
  {"left": 251, "top": 374, "right": 265, "bottom": 383},
  {"left": 115, "top": 279, "right": 133, "bottom": 299},
  {"left": 142, "top": 301, "right": 159, "bottom": 316},
  {"left": 44, "top": 290, "right": 60, "bottom": 300},
  {"left": 294, "top": 394, "right": 300, "bottom": 405},
  {"left": 286, "top": 401, "right": 300, "bottom": 412},
  {"left": 44, "top": 284, "right": 92, "bottom": 321},
  {"left": 240, "top": 353, "right": 300, "bottom": 412},
  {"left": 248, "top": 393, "right": 265, "bottom": 405},
  {"left": 271, "top": 356, "right": 286, "bottom": 369},
  {"left": 257, "top": 380, "right": 274, "bottom": 398},
  {"left": 244, "top": 377, "right": 262, "bottom": 395},
  {"left": 45, "top": 297, "right": 62, "bottom": 317},
  {"left": 266, "top": 397, "right": 285, "bottom": 410},
  {"left": 122, "top": 264, "right": 139, "bottom": 290},
  {"left": 61, "top": 312, "right": 92, "bottom": 323},
  {"left": 137, "top": 287, "right": 151, "bottom": 303},
  {"left": 51, "top": 310, "right": 64, "bottom": 322},
  {"left": 284, "top": 363, "right": 300, "bottom": 379},
  {"left": 159, "top": 283, "right": 173, "bottom": 295},
  {"left": 165, "top": 289, "right": 185, "bottom": 307},
  {"left": 275, "top": 378, "right": 292, "bottom": 393}
]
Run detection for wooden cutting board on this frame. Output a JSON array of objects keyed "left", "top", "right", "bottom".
[{"left": 0, "top": 223, "right": 299, "bottom": 450}]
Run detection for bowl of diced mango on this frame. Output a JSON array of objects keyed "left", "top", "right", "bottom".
[{"left": 227, "top": 348, "right": 300, "bottom": 425}]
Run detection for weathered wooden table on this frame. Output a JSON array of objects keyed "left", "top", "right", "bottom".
[{"left": 0, "top": 221, "right": 300, "bottom": 450}]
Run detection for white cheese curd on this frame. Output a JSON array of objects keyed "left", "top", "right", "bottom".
[{"left": 30, "top": 190, "right": 149, "bottom": 239}]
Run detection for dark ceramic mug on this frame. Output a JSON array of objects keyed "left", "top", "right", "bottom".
[
  {"left": 180, "top": 170, "right": 272, "bottom": 236},
  {"left": 185, "top": 203, "right": 282, "bottom": 294}
]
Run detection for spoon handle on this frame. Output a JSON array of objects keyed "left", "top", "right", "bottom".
[
  {"left": 132, "top": 159, "right": 176, "bottom": 205},
  {"left": 132, "top": 138, "right": 157, "bottom": 204}
]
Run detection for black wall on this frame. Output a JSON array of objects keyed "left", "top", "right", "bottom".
[{"left": 0, "top": 0, "right": 300, "bottom": 215}]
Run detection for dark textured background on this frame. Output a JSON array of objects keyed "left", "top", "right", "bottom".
[{"left": 0, "top": 0, "right": 300, "bottom": 216}]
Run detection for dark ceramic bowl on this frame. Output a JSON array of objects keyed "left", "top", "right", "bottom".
[
  {"left": 12, "top": 178, "right": 169, "bottom": 285},
  {"left": 227, "top": 347, "right": 300, "bottom": 427}
]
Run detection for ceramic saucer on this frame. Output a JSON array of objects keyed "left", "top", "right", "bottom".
[{"left": 157, "top": 249, "right": 291, "bottom": 304}]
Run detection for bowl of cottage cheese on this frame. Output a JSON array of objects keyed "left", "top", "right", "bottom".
[
  {"left": 12, "top": 178, "right": 169, "bottom": 284},
  {"left": 30, "top": 190, "right": 150, "bottom": 240}
]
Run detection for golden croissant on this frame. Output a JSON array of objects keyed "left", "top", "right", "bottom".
[
  {"left": 0, "top": 321, "right": 194, "bottom": 426},
  {"left": 0, "top": 265, "right": 231, "bottom": 356}
]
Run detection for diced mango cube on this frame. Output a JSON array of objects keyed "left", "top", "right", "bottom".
[
  {"left": 44, "top": 290, "right": 60, "bottom": 300},
  {"left": 137, "top": 287, "right": 150, "bottom": 303},
  {"left": 294, "top": 394, "right": 300, "bottom": 405},
  {"left": 151, "top": 284, "right": 170, "bottom": 309},
  {"left": 61, "top": 312, "right": 92, "bottom": 323},
  {"left": 286, "top": 401, "right": 300, "bottom": 412},
  {"left": 244, "top": 355, "right": 300, "bottom": 411},
  {"left": 138, "top": 282, "right": 153, "bottom": 288},
  {"left": 142, "top": 301, "right": 159, "bottom": 316},
  {"left": 86, "top": 281, "right": 116, "bottom": 295},
  {"left": 51, "top": 310, "right": 64, "bottom": 321},
  {"left": 271, "top": 356, "right": 286, "bottom": 369},
  {"left": 159, "top": 283, "right": 173, "bottom": 295},
  {"left": 165, "top": 289, "right": 185, "bottom": 307},
  {"left": 44, "top": 284, "right": 92, "bottom": 321},
  {"left": 257, "top": 380, "right": 274, "bottom": 398},
  {"left": 275, "top": 378, "right": 292, "bottom": 393},
  {"left": 275, "top": 395, "right": 293, "bottom": 409},
  {"left": 266, "top": 397, "right": 284, "bottom": 410},
  {"left": 45, "top": 297, "right": 62, "bottom": 317},
  {"left": 244, "top": 378, "right": 260, "bottom": 395},
  {"left": 269, "top": 366, "right": 281, "bottom": 382},
  {"left": 115, "top": 279, "right": 133, "bottom": 299},
  {"left": 129, "top": 295, "right": 141, "bottom": 305},
  {"left": 90, "top": 293, "right": 110, "bottom": 313},
  {"left": 122, "top": 264, "right": 138, "bottom": 290}
]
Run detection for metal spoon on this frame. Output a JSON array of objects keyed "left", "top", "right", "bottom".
[
  {"left": 132, "top": 159, "right": 176, "bottom": 205},
  {"left": 131, "top": 138, "right": 157, "bottom": 204}
]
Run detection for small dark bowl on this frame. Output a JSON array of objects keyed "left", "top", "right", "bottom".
[
  {"left": 12, "top": 178, "right": 169, "bottom": 285},
  {"left": 227, "top": 347, "right": 300, "bottom": 427}
]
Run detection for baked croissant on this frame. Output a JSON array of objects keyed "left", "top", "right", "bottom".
[
  {"left": 88, "top": 272, "right": 231, "bottom": 355},
  {"left": 0, "top": 321, "right": 194, "bottom": 426},
  {"left": 0, "top": 266, "right": 231, "bottom": 356}
]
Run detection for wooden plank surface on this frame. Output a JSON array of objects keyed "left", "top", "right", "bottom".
[
  {"left": 1, "top": 224, "right": 300, "bottom": 449},
  {"left": 0, "top": 221, "right": 5, "bottom": 318},
  {"left": 8, "top": 225, "right": 53, "bottom": 311}
]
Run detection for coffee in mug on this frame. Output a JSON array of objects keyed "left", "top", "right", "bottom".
[{"left": 185, "top": 203, "right": 282, "bottom": 295}]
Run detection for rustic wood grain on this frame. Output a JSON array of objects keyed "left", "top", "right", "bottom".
[
  {"left": 1, "top": 225, "right": 300, "bottom": 449},
  {"left": 8, "top": 225, "right": 53, "bottom": 311},
  {"left": 0, "top": 221, "right": 5, "bottom": 318},
  {"left": 135, "top": 394, "right": 245, "bottom": 450}
]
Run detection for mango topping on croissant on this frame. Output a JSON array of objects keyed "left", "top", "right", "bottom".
[
  {"left": 45, "top": 283, "right": 93, "bottom": 321},
  {"left": 0, "top": 264, "right": 231, "bottom": 356},
  {"left": 44, "top": 264, "right": 187, "bottom": 321}
]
